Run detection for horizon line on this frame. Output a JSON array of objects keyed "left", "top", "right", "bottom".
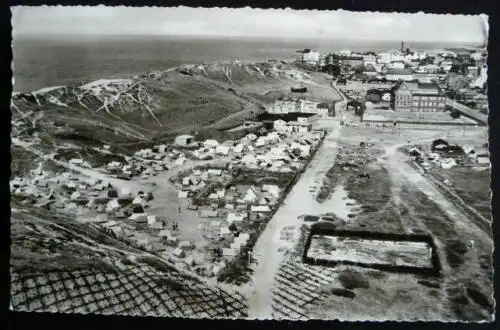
[{"left": 12, "top": 33, "right": 483, "bottom": 45}]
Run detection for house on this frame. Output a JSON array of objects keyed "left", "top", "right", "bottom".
[
  {"left": 251, "top": 205, "right": 271, "bottom": 213},
  {"left": 204, "top": 139, "right": 219, "bottom": 148},
  {"left": 267, "top": 99, "right": 300, "bottom": 114},
  {"left": 208, "top": 169, "right": 223, "bottom": 176},
  {"left": 175, "top": 135, "right": 194, "bottom": 146},
  {"left": 339, "top": 55, "right": 364, "bottom": 68},
  {"left": 241, "top": 154, "right": 258, "bottom": 165},
  {"left": 69, "top": 158, "right": 84, "bottom": 165},
  {"left": 385, "top": 68, "right": 414, "bottom": 81},
  {"left": 172, "top": 248, "right": 185, "bottom": 258},
  {"left": 66, "top": 181, "right": 77, "bottom": 189},
  {"left": 220, "top": 227, "right": 231, "bottom": 237},
  {"left": 174, "top": 157, "right": 186, "bottom": 166},
  {"left": 102, "top": 220, "right": 119, "bottom": 229},
  {"left": 182, "top": 176, "right": 192, "bottom": 186},
  {"left": 132, "top": 196, "right": 145, "bottom": 206},
  {"left": 362, "top": 65, "right": 378, "bottom": 77},
  {"left": 243, "top": 186, "right": 260, "bottom": 203},
  {"left": 129, "top": 213, "right": 148, "bottom": 223},
  {"left": 386, "top": 61, "right": 406, "bottom": 69},
  {"left": 178, "top": 190, "right": 189, "bottom": 198},
  {"left": 109, "top": 226, "right": 123, "bottom": 238},
  {"left": 262, "top": 184, "right": 281, "bottom": 198},
  {"left": 147, "top": 215, "right": 156, "bottom": 225},
  {"left": 215, "top": 145, "right": 230, "bottom": 156},
  {"left": 119, "top": 187, "right": 132, "bottom": 198},
  {"left": 273, "top": 119, "right": 289, "bottom": 132},
  {"left": 222, "top": 248, "right": 237, "bottom": 257},
  {"left": 476, "top": 149, "right": 489, "bottom": 164},
  {"left": 362, "top": 53, "right": 377, "bottom": 64},
  {"left": 227, "top": 213, "right": 245, "bottom": 223},
  {"left": 176, "top": 241, "right": 191, "bottom": 252},
  {"left": 298, "top": 49, "right": 320, "bottom": 64},
  {"left": 70, "top": 191, "right": 81, "bottom": 200},
  {"left": 233, "top": 144, "right": 244, "bottom": 153},
  {"left": 287, "top": 121, "right": 312, "bottom": 133},
  {"left": 150, "top": 222, "right": 163, "bottom": 230},
  {"left": 390, "top": 80, "right": 446, "bottom": 112},
  {"left": 440, "top": 158, "right": 457, "bottom": 169},
  {"left": 200, "top": 209, "right": 218, "bottom": 218}
]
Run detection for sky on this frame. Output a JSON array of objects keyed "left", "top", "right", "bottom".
[{"left": 11, "top": 6, "right": 488, "bottom": 43}]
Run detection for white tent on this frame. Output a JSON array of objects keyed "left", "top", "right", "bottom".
[
  {"left": 215, "top": 145, "right": 230, "bottom": 156},
  {"left": 204, "top": 139, "right": 219, "bottom": 148}
]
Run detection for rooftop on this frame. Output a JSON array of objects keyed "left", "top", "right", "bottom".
[{"left": 386, "top": 68, "right": 413, "bottom": 75}]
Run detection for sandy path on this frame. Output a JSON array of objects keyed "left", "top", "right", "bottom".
[{"left": 247, "top": 123, "right": 343, "bottom": 318}]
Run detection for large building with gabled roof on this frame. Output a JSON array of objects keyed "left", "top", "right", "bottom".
[{"left": 390, "top": 80, "right": 446, "bottom": 112}]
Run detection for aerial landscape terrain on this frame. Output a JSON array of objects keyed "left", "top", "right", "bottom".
[{"left": 10, "top": 6, "right": 493, "bottom": 322}]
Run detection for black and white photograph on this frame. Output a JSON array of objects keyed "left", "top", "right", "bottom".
[{"left": 10, "top": 6, "right": 493, "bottom": 321}]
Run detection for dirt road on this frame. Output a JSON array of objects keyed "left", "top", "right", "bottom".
[{"left": 247, "top": 122, "right": 342, "bottom": 318}]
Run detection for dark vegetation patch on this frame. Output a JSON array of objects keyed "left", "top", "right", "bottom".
[
  {"left": 304, "top": 215, "right": 320, "bottom": 222},
  {"left": 11, "top": 146, "right": 39, "bottom": 177},
  {"left": 399, "top": 186, "right": 467, "bottom": 270},
  {"left": 466, "top": 286, "right": 493, "bottom": 313},
  {"left": 337, "top": 269, "right": 370, "bottom": 290},
  {"left": 53, "top": 147, "right": 127, "bottom": 167},
  {"left": 418, "top": 279, "right": 441, "bottom": 289},
  {"left": 330, "top": 288, "right": 356, "bottom": 299},
  {"left": 428, "top": 166, "right": 491, "bottom": 220}
]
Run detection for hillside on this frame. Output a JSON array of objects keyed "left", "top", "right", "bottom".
[
  {"left": 11, "top": 60, "right": 330, "bottom": 158},
  {"left": 10, "top": 205, "right": 248, "bottom": 317}
]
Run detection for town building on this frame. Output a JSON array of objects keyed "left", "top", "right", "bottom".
[
  {"left": 362, "top": 53, "right": 377, "bottom": 64},
  {"left": 386, "top": 61, "right": 406, "bottom": 69},
  {"left": 377, "top": 51, "right": 406, "bottom": 64},
  {"left": 385, "top": 68, "right": 414, "bottom": 82},
  {"left": 339, "top": 55, "right": 364, "bottom": 68},
  {"left": 412, "top": 73, "right": 440, "bottom": 83},
  {"left": 287, "top": 121, "right": 312, "bottom": 133},
  {"left": 267, "top": 99, "right": 299, "bottom": 114},
  {"left": 390, "top": 80, "right": 446, "bottom": 112},
  {"left": 175, "top": 135, "right": 194, "bottom": 146},
  {"left": 298, "top": 49, "right": 320, "bottom": 64},
  {"left": 362, "top": 65, "right": 378, "bottom": 77}
]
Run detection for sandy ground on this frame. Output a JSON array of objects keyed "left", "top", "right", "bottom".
[
  {"left": 246, "top": 119, "right": 491, "bottom": 320},
  {"left": 247, "top": 121, "right": 344, "bottom": 318}
]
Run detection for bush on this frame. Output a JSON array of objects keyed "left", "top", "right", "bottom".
[
  {"left": 331, "top": 288, "right": 356, "bottom": 298},
  {"left": 450, "top": 110, "right": 461, "bottom": 119}
]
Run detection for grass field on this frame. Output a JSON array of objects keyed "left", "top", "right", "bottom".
[{"left": 428, "top": 167, "right": 491, "bottom": 220}]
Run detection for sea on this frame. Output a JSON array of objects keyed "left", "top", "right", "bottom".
[{"left": 12, "top": 34, "right": 476, "bottom": 93}]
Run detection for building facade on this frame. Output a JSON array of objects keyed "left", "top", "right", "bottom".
[
  {"left": 385, "top": 68, "right": 414, "bottom": 82},
  {"left": 391, "top": 81, "right": 446, "bottom": 112},
  {"left": 339, "top": 56, "right": 364, "bottom": 68},
  {"left": 299, "top": 49, "right": 320, "bottom": 64},
  {"left": 267, "top": 100, "right": 300, "bottom": 114}
]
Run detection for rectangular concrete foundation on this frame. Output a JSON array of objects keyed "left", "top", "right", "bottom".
[{"left": 302, "top": 224, "right": 441, "bottom": 276}]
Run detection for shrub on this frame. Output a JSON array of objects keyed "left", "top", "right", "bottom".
[
  {"left": 450, "top": 110, "right": 461, "bottom": 119},
  {"left": 331, "top": 288, "right": 356, "bottom": 299}
]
